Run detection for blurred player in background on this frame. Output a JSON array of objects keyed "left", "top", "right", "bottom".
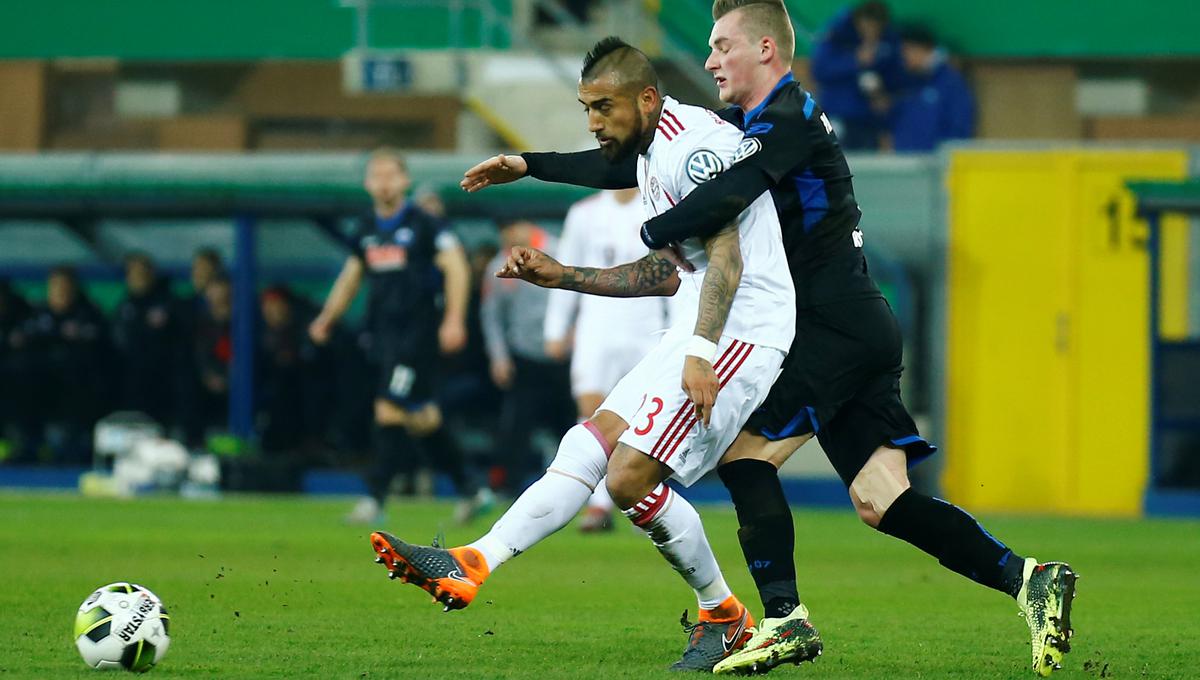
[
  {"left": 113, "top": 252, "right": 181, "bottom": 430},
  {"left": 480, "top": 218, "right": 576, "bottom": 493},
  {"left": 25, "top": 266, "right": 111, "bottom": 464},
  {"left": 192, "top": 274, "right": 233, "bottom": 439},
  {"left": 309, "top": 147, "right": 484, "bottom": 525},
  {"left": 462, "top": 2, "right": 1076, "bottom": 676},
  {"left": 542, "top": 188, "right": 669, "bottom": 531}
]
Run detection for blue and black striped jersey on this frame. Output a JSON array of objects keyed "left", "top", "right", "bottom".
[{"left": 643, "top": 74, "right": 881, "bottom": 308}]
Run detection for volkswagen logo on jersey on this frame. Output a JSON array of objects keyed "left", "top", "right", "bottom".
[
  {"left": 685, "top": 149, "right": 725, "bottom": 184},
  {"left": 733, "top": 137, "right": 762, "bottom": 164}
]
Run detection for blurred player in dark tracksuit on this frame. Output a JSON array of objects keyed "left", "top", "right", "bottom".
[
  {"left": 258, "top": 286, "right": 328, "bottom": 455},
  {"left": 480, "top": 219, "right": 576, "bottom": 493},
  {"left": 192, "top": 275, "right": 233, "bottom": 438},
  {"left": 23, "top": 266, "right": 111, "bottom": 464},
  {"left": 310, "top": 148, "right": 485, "bottom": 525},
  {"left": 178, "top": 248, "right": 225, "bottom": 446},
  {"left": 113, "top": 252, "right": 182, "bottom": 429}
]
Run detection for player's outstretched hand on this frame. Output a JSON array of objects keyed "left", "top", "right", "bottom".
[
  {"left": 461, "top": 154, "right": 528, "bottom": 192},
  {"left": 495, "top": 246, "right": 565, "bottom": 288},
  {"left": 682, "top": 355, "right": 719, "bottom": 426}
]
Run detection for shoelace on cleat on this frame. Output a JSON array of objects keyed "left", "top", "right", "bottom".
[
  {"left": 677, "top": 610, "right": 711, "bottom": 648},
  {"left": 679, "top": 609, "right": 694, "bottom": 631}
]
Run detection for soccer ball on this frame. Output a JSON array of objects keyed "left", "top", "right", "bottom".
[{"left": 74, "top": 582, "right": 171, "bottom": 671}]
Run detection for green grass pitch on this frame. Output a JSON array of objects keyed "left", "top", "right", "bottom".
[{"left": 2, "top": 492, "right": 1197, "bottom": 678}]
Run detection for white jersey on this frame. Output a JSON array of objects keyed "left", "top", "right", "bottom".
[
  {"left": 543, "top": 190, "right": 670, "bottom": 349},
  {"left": 637, "top": 97, "right": 796, "bottom": 352}
]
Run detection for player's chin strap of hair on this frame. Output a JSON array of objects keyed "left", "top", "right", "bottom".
[{"left": 685, "top": 336, "right": 718, "bottom": 364}]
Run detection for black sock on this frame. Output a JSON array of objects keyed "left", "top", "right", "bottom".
[
  {"left": 877, "top": 488, "right": 1026, "bottom": 599},
  {"left": 368, "top": 425, "right": 414, "bottom": 506},
  {"left": 718, "top": 459, "right": 799, "bottom": 618}
]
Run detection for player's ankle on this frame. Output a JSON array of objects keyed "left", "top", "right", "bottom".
[{"left": 699, "top": 595, "right": 743, "bottom": 622}]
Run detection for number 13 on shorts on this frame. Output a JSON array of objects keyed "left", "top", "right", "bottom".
[{"left": 634, "top": 396, "right": 664, "bottom": 435}]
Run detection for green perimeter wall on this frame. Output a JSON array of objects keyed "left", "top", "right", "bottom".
[
  {"left": 0, "top": 0, "right": 1196, "bottom": 60},
  {"left": 0, "top": 0, "right": 512, "bottom": 60}
]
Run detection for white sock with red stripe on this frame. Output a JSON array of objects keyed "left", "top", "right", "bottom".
[
  {"left": 621, "top": 482, "right": 732, "bottom": 610},
  {"left": 469, "top": 423, "right": 609, "bottom": 572}
]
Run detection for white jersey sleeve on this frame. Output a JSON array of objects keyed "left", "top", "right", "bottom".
[{"left": 543, "top": 205, "right": 585, "bottom": 343}]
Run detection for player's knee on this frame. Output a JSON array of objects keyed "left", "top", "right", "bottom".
[
  {"left": 604, "top": 468, "right": 640, "bottom": 509},
  {"left": 853, "top": 497, "right": 883, "bottom": 528},
  {"left": 373, "top": 399, "right": 407, "bottom": 427},
  {"left": 849, "top": 447, "right": 911, "bottom": 529},
  {"left": 404, "top": 403, "right": 442, "bottom": 437},
  {"left": 605, "top": 449, "right": 660, "bottom": 509}
]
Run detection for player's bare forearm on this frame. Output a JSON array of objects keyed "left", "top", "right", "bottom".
[
  {"left": 692, "top": 224, "right": 742, "bottom": 343},
  {"left": 560, "top": 252, "right": 681, "bottom": 298},
  {"left": 319, "top": 257, "right": 364, "bottom": 322}
]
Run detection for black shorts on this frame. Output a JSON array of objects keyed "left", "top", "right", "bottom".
[
  {"left": 743, "top": 296, "right": 936, "bottom": 486},
  {"left": 372, "top": 338, "right": 438, "bottom": 409}
]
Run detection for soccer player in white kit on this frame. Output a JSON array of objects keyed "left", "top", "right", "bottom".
[
  {"left": 370, "top": 37, "right": 795, "bottom": 671},
  {"left": 544, "top": 188, "right": 670, "bottom": 531}
]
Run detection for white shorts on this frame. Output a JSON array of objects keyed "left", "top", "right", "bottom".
[
  {"left": 571, "top": 337, "right": 658, "bottom": 399},
  {"left": 597, "top": 329, "right": 785, "bottom": 487}
]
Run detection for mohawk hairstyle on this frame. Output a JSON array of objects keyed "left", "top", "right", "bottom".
[{"left": 580, "top": 36, "right": 658, "bottom": 92}]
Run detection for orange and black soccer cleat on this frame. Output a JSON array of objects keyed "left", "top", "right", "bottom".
[
  {"left": 369, "top": 531, "right": 490, "bottom": 611},
  {"left": 670, "top": 595, "right": 755, "bottom": 672}
]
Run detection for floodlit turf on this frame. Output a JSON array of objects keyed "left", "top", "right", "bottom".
[{"left": 1, "top": 492, "right": 1197, "bottom": 679}]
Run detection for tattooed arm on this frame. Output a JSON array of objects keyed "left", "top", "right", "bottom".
[
  {"left": 496, "top": 246, "right": 680, "bottom": 298},
  {"left": 692, "top": 223, "right": 742, "bottom": 343},
  {"left": 683, "top": 223, "right": 742, "bottom": 426}
]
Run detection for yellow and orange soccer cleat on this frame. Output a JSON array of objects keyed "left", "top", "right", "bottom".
[
  {"left": 713, "top": 603, "right": 823, "bottom": 675},
  {"left": 369, "top": 531, "right": 490, "bottom": 611}
]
